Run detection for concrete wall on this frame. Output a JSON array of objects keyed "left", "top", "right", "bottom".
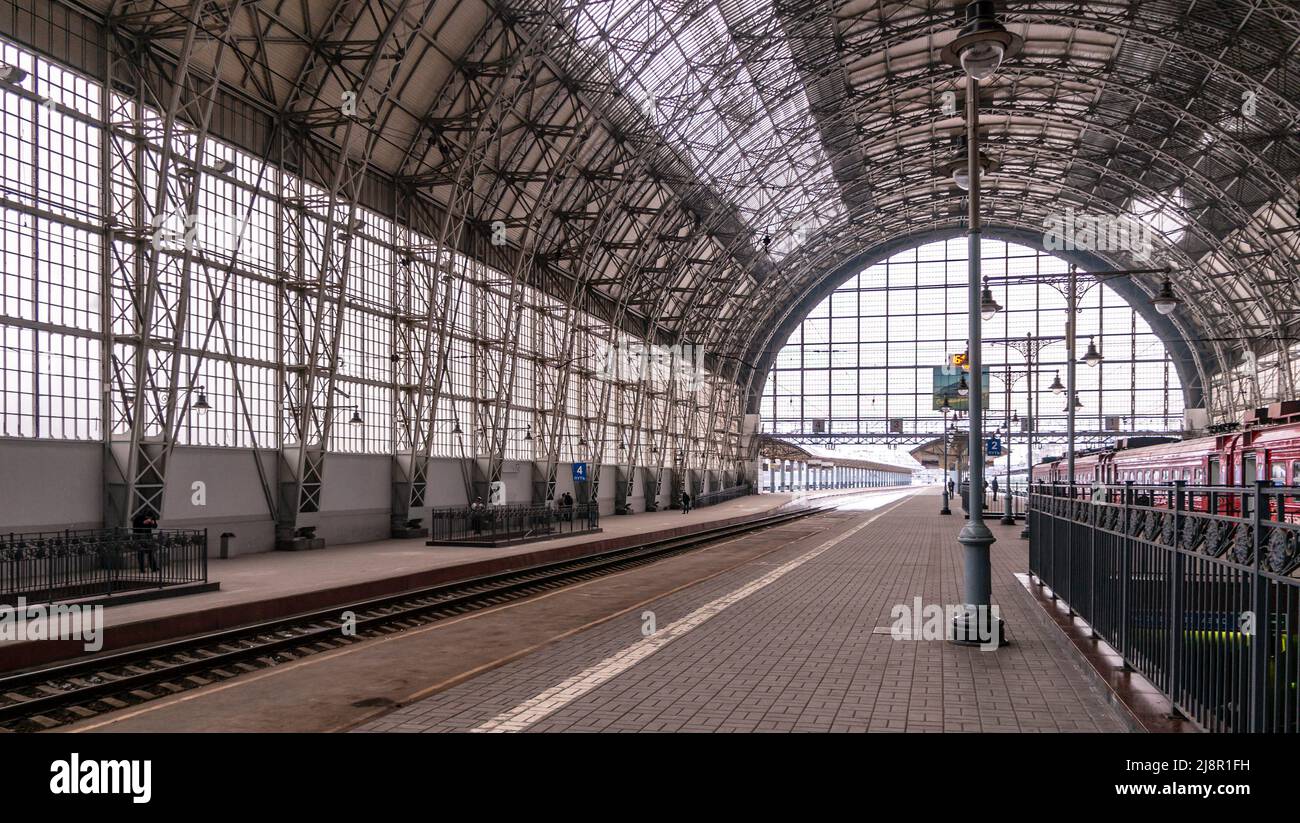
[
  {"left": 496, "top": 461, "right": 534, "bottom": 507},
  {"left": 160, "top": 446, "right": 276, "bottom": 556},
  {"left": 424, "top": 457, "right": 469, "bottom": 508},
  {"left": 0, "top": 439, "right": 742, "bottom": 556},
  {"left": 0, "top": 439, "right": 102, "bottom": 532},
  {"left": 596, "top": 464, "right": 618, "bottom": 516},
  {"left": 318, "top": 453, "right": 391, "bottom": 547}
]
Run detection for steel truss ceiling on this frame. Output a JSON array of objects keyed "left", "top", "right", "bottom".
[{"left": 26, "top": 1, "right": 1300, "bottom": 502}]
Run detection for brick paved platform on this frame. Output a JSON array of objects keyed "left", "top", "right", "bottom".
[{"left": 354, "top": 490, "right": 1129, "bottom": 733}]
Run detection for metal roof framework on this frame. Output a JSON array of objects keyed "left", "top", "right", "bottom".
[{"left": 10, "top": 0, "right": 1300, "bottom": 527}]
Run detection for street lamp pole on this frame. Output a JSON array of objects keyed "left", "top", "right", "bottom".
[
  {"left": 1022, "top": 333, "right": 1035, "bottom": 538},
  {"left": 957, "top": 72, "right": 996, "bottom": 643},
  {"left": 1002, "top": 356, "right": 1015, "bottom": 525},
  {"left": 941, "top": 403, "right": 952, "bottom": 515},
  {"left": 1066, "top": 263, "right": 1077, "bottom": 486},
  {"left": 941, "top": 0, "right": 1019, "bottom": 646}
]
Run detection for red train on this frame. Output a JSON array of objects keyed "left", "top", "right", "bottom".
[{"left": 1030, "top": 400, "right": 1300, "bottom": 489}]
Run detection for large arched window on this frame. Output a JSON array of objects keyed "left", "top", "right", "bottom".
[{"left": 761, "top": 238, "right": 1184, "bottom": 448}]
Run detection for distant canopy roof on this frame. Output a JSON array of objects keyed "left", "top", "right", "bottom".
[{"left": 758, "top": 436, "right": 917, "bottom": 473}]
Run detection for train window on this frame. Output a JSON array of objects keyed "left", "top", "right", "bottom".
[
  {"left": 1272, "top": 463, "right": 1287, "bottom": 484},
  {"left": 1195, "top": 468, "right": 1204, "bottom": 484},
  {"left": 1292, "top": 460, "right": 1300, "bottom": 486}
]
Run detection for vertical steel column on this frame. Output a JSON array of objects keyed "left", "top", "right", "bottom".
[
  {"left": 1248, "top": 480, "right": 1269, "bottom": 732},
  {"left": 1168, "top": 479, "right": 1186, "bottom": 709},
  {"left": 106, "top": 2, "right": 242, "bottom": 529},
  {"left": 1120, "top": 480, "right": 1132, "bottom": 666},
  {"left": 954, "top": 76, "right": 997, "bottom": 644},
  {"left": 1002, "top": 354, "right": 1014, "bottom": 524},
  {"left": 278, "top": 0, "right": 438, "bottom": 546},
  {"left": 1021, "top": 333, "right": 1034, "bottom": 539},
  {"left": 941, "top": 411, "right": 952, "bottom": 514},
  {"left": 1066, "top": 264, "right": 1077, "bottom": 486}
]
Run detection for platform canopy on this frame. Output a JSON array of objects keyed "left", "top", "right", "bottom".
[
  {"left": 62, "top": 0, "right": 1300, "bottom": 408},
  {"left": 757, "top": 435, "right": 916, "bottom": 474}
]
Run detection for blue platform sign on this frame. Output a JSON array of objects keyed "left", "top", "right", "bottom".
[
  {"left": 572, "top": 462, "right": 588, "bottom": 482},
  {"left": 986, "top": 437, "right": 1002, "bottom": 457}
]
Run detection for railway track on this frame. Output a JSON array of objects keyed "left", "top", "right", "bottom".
[{"left": 0, "top": 505, "right": 828, "bottom": 732}]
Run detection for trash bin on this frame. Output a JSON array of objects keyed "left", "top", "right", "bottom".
[{"left": 219, "top": 531, "right": 236, "bottom": 559}]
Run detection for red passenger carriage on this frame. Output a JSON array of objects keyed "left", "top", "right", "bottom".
[{"left": 1029, "top": 400, "right": 1300, "bottom": 517}]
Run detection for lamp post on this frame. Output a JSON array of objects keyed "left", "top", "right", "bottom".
[
  {"left": 940, "top": 0, "right": 1020, "bottom": 646},
  {"left": 1002, "top": 333, "right": 1060, "bottom": 537},
  {"left": 1003, "top": 410, "right": 1015, "bottom": 524},
  {"left": 940, "top": 399, "right": 953, "bottom": 515},
  {"left": 1066, "top": 264, "right": 1078, "bottom": 486},
  {"left": 999, "top": 358, "right": 1016, "bottom": 525},
  {"left": 983, "top": 263, "right": 1170, "bottom": 488},
  {"left": 983, "top": 334, "right": 1074, "bottom": 535}
]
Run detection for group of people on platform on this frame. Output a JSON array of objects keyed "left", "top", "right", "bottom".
[{"left": 945, "top": 477, "right": 1003, "bottom": 508}]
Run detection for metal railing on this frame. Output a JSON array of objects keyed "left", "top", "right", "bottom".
[
  {"left": 694, "top": 483, "right": 753, "bottom": 508},
  {"left": 427, "top": 503, "right": 599, "bottom": 544},
  {"left": 1028, "top": 481, "right": 1300, "bottom": 732},
  {"left": 0, "top": 527, "right": 209, "bottom": 605},
  {"left": 982, "top": 486, "right": 1029, "bottom": 517}
]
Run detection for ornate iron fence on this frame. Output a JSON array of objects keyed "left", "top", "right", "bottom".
[
  {"left": 427, "top": 503, "right": 599, "bottom": 544},
  {"left": 1028, "top": 481, "right": 1300, "bottom": 732},
  {"left": 0, "top": 528, "right": 209, "bottom": 605},
  {"left": 982, "top": 485, "right": 1028, "bottom": 517}
]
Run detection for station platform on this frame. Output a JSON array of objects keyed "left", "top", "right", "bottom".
[
  {"left": 53, "top": 487, "right": 1138, "bottom": 733},
  {"left": 350, "top": 489, "right": 1129, "bottom": 733},
  {"left": 0, "top": 489, "right": 870, "bottom": 672}
]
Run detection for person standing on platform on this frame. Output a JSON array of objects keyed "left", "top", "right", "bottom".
[
  {"left": 680, "top": 491, "right": 692, "bottom": 514},
  {"left": 131, "top": 508, "right": 160, "bottom": 573},
  {"left": 469, "top": 496, "right": 486, "bottom": 535},
  {"left": 991, "top": 476, "right": 999, "bottom": 502}
]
